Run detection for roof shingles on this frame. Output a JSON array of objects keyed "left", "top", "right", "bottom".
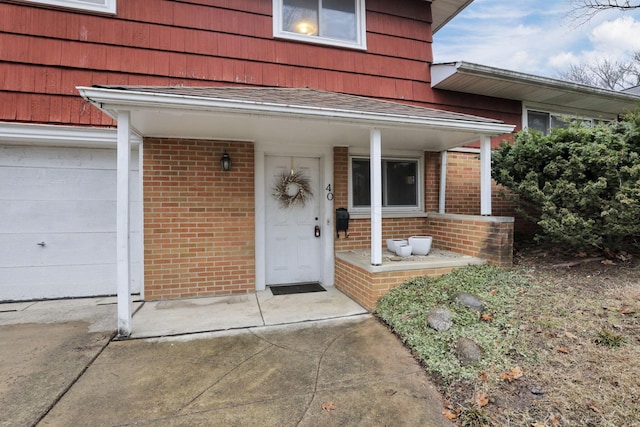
[{"left": 94, "top": 86, "right": 503, "bottom": 124}]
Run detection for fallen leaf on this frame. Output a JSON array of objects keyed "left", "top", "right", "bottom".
[
  {"left": 531, "top": 423, "right": 545, "bottom": 427},
  {"left": 549, "top": 413, "right": 562, "bottom": 425},
  {"left": 564, "top": 331, "right": 578, "bottom": 340},
  {"left": 620, "top": 308, "right": 635, "bottom": 315},
  {"left": 490, "top": 289, "right": 498, "bottom": 295},
  {"left": 601, "top": 259, "right": 616, "bottom": 265},
  {"left": 575, "top": 251, "right": 588, "bottom": 258},
  {"left": 481, "top": 313, "right": 494, "bottom": 322},
  {"left": 385, "top": 389, "right": 397, "bottom": 396},
  {"left": 472, "top": 392, "right": 489, "bottom": 408},
  {"left": 500, "top": 366, "right": 524, "bottom": 381},
  {"left": 442, "top": 409, "right": 458, "bottom": 420},
  {"left": 557, "top": 347, "right": 570, "bottom": 354},
  {"left": 585, "top": 399, "right": 602, "bottom": 413},
  {"left": 617, "top": 252, "right": 632, "bottom": 261},
  {"left": 321, "top": 402, "right": 336, "bottom": 412},
  {"left": 479, "top": 372, "right": 487, "bottom": 382}
]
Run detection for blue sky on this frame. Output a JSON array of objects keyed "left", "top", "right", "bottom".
[{"left": 433, "top": 0, "right": 640, "bottom": 78}]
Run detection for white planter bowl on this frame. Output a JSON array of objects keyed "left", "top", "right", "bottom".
[
  {"left": 408, "top": 236, "right": 432, "bottom": 255},
  {"left": 396, "top": 244, "right": 412, "bottom": 257},
  {"left": 386, "top": 239, "right": 407, "bottom": 253}
]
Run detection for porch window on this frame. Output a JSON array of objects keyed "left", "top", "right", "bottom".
[
  {"left": 273, "top": 0, "right": 367, "bottom": 50},
  {"left": 526, "top": 109, "right": 611, "bottom": 135},
  {"left": 17, "top": 0, "right": 116, "bottom": 13},
  {"left": 350, "top": 157, "right": 421, "bottom": 210}
]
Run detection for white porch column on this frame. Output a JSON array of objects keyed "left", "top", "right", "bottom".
[
  {"left": 370, "top": 129, "right": 382, "bottom": 266},
  {"left": 439, "top": 150, "right": 448, "bottom": 214},
  {"left": 254, "top": 149, "right": 266, "bottom": 291},
  {"left": 480, "top": 135, "right": 492, "bottom": 216},
  {"left": 116, "top": 111, "right": 132, "bottom": 337}
]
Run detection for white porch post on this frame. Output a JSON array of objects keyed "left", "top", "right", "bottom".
[
  {"left": 116, "top": 111, "right": 132, "bottom": 337},
  {"left": 439, "top": 150, "right": 448, "bottom": 214},
  {"left": 480, "top": 135, "right": 492, "bottom": 216},
  {"left": 370, "top": 129, "right": 382, "bottom": 266}
]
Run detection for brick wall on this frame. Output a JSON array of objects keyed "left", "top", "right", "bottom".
[
  {"left": 335, "top": 256, "right": 456, "bottom": 311},
  {"left": 426, "top": 213, "right": 514, "bottom": 267},
  {"left": 442, "top": 151, "right": 511, "bottom": 216},
  {"left": 143, "top": 138, "right": 255, "bottom": 300}
]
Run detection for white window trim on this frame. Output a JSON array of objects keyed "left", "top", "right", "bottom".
[
  {"left": 348, "top": 155, "right": 424, "bottom": 214},
  {"left": 523, "top": 103, "right": 616, "bottom": 132},
  {"left": 272, "top": 0, "right": 367, "bottom": 50},
  {"left": 19, "top": 0, "right": 116, "bottom": 14}
]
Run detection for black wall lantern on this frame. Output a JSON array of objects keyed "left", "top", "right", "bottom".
[{"left": 220, "top": 150, "right": 232, "bottom": 171}]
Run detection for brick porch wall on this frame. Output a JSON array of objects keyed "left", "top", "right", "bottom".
[
  {"left": 335, "top": 257, "right": 455, "bottom": 311},
  {"left": 426, "top": 213, "right": 514, "bottom": 267},
  {"left": 143, "top": 138, "right": 255, "bottom": 300}
]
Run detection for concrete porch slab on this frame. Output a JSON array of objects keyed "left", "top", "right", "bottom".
[
  {"left": 130, "top": 294, "right": 264, "bottom": 339},
  {"left": 257, "top": 285, "right": 367, "bottom": 324},
  {"left": 129, "top": 287, "right": 368, "bottom": 339}
]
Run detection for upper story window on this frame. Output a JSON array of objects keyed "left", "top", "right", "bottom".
[
  {"left": 350, "top": 157, "right": 422, "bottom": 212},
  {"left": 19, "top": 0, "right": 116, "bottom": 14},
  {"left": 526, "top": 109, "right": 611, "bottom": 135},
  {"left": 273, "top": 0, "right": 367, "bottom": 50}
]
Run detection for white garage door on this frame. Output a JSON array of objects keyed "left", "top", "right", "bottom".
[{"left": 0, "top": 144, "right": 142, "bottom": 301}]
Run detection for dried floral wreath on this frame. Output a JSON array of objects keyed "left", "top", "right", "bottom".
[{"left": 273, "top": 170, "right": 313, "bottom": 208}]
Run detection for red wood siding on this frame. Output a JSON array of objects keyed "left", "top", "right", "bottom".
[{"left": 0, "top": 0, "right": 520, "bottom": 127}]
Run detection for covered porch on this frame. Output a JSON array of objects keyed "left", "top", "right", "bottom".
[{"left": 78, "top": 86, "right": 515, "bottom": 337}]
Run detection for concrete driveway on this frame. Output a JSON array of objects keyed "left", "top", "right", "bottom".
[
  {"left": 0, "top": 298, "right": 125, "bottom": 427},
  {"left": 1, "top": 297, "right": 453, "bottom": 427}
]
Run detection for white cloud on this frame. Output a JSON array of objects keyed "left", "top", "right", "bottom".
[
  {"left": 433, "top": 0, "right": 640, "bottom": 78},
  {"left": 545, "top": 16, "right": 640, "bottom": 73},
  {"left": 548, "top": 51, "right": 580, "bottom": 69},
  {"left": 589, "top": 17, "right": 640, "bottom": 55}
]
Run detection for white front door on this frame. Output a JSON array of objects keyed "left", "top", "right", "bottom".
[{"left": 265, "top": 156, "right": 322, "bottom": 285}]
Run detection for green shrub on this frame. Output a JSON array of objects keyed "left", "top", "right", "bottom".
[{"left": 492, "top": 109, "right": 640, "bottom": 250}]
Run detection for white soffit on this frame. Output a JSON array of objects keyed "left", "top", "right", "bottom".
[
  {"left": 432, "top": 62, "right": 640, "bottom": 115},
  {"left": 76, "top": 86, "right": 515, "bottom": 151},
  {"left": 429, "top": 0, "right": 474, "bottom": 34}
]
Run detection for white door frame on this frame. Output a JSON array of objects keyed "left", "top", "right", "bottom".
[{"left": 254, "top": 142, "right": 335, "bottom": 291}]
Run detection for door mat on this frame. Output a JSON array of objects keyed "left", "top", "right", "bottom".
[{"left": 269, "top": 282, "right": 326, "bottom": 296}]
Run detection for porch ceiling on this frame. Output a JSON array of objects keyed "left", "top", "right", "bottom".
[{"left": 77, "top": 86, "right": 514, "bottom": 151}]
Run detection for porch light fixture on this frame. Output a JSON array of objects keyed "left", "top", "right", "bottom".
[{"left": 220, "top": 151, "right": 232, "bottom": 171}]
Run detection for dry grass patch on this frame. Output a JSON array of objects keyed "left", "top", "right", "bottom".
[{"left": 376, "top": 246, "right": 640, "bottom": 427}]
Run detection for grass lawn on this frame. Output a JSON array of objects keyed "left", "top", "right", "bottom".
[{"left": 375, "top": 247, "right": 640, "bottom": 427}]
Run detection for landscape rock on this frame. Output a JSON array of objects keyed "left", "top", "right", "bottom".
[
  {"left": 452, "top": 292, "right": 484, "bottom": 312},
  {"left": 455, "top": 337, "right": 483, "bottom": 366},
  {"left": 426, "top": 308, "right": 452, "bottom": 331},
  {"left": 530, "top": 386, "right": 545, "bottom": 395}
]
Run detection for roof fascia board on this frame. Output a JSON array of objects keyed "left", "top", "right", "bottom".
[
  {"left": 431, "top": 0, "right": 475, "bottom": 34},
  {"left": 77, "top": 86, "right": 515, "bottom": 136},
  {"left": 432, "top": 62, "right": 640, "bottom": 103},
  {"left": 0, "top": 122, "right": 142, "bottom": 147}
]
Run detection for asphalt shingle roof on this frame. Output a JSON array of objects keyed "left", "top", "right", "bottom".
[{"left": 93, "top": 86, "right": 504, "bottom": 125}]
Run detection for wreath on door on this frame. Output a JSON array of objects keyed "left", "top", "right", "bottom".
[{"left": 273, "top": 169, "right": 313, "bottom": 208}]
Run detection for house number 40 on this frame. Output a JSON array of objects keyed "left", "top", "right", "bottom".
[{"left": 325, "top": 184, "right": 334, "bottom": 201}]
